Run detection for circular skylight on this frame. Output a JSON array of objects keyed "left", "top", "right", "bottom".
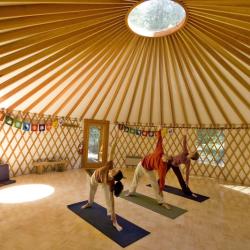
[{"left": 127, "top": 0, "right": 186, "bottom": 37}]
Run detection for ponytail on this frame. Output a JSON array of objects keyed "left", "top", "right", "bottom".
[{"left": 113, "top": 181, "right": 124, "bottom": 197}]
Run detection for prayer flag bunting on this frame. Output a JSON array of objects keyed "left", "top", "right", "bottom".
[
  {"left": 1, "top": 112, "right": 67, "bottom": 133},
  {"left": 117, "top": 123, "right": 167, "bottom": 138}
]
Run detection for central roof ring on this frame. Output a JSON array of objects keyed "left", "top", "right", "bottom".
[{"left": 126, "top": 0, "right": 187, "bottom": 37}]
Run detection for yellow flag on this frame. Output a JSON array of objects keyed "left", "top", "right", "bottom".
[
  {"left": 52, "top": 119, "right": 58, "bottom": 128},
  {"left": 161, "top": 128, "right": 167, "bottom": 136}
]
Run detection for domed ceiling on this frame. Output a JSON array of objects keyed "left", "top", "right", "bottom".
[{"left": 0, "top": 0, "right": 249, "bottom": 125}]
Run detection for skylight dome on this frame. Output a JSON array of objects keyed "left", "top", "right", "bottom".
[{"left": 127, "top": 0, "right": 186, "bottom": 37}]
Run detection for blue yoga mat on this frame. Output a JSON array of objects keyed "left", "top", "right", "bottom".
[
  {"left": 147, "top": 184, "right": 209, "bottom": 202},
  {"left": 0, "top": 180, "right": 16, "bottom": 187},
  {"left": 68, "top": 201, "right": 150, "bottom": 248}
]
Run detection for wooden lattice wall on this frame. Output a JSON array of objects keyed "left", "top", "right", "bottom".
[
  {"left": 110, "top": 124, "right": 250, "bottom": 186},
  {"left": 0, "top": 110, "right": 82, "bottom": 177},
  {"left": 1, "top": 113, "right": 249, "bottom": 186}
]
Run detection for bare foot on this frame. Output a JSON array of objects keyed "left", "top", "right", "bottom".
[
  {"left": 113, "top": 222, "right": 123, "bottom": 232},
  {"left": 160, "top": 203, "right": 171, "bottom": 210},
  {"left": 81, "top": 203, "right": 92, "bottom": 209}
]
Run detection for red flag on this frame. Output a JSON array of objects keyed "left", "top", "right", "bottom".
[{"left": 31, "top": 123, "right": 38, "bottom": 131}]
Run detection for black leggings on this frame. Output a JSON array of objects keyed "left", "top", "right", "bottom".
[{"left": 166, "top": 162, "right": 193, "bottom": 195}]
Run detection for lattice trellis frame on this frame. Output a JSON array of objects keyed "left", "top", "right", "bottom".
[
  {"left": 110, "top": 123, "right": 250, "bottom": 186},
  {"left": 0, "top": 110, "right": 82, "bottom": 177}
]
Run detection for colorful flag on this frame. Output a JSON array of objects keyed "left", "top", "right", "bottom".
[
  {"left": 168, "top": 128, "right": 174, "bottom": 135},
  {"left": 161, "top": 128, "right": 167, "bottom": 136},
  {"left": 142, "top": 130, "right": 148, "bottom": 136},
  {"left": 31, "top": 123, "right": 38, "bottom": 131},
  {"left": 39, "top": 123, "right": 45, "bottom": 132},
  {"left": 14, "top": 119, "right": 22, "bottom": 129},
  {"left": 52, "top": 119, "right": 58, "bottom": 128},
  {"left": 5, "top": 116, "right": 13, "bottom": 126},
  {"left": 23, "top": 122, "right": 30, "bottom": 131},
  {"left": 46, "top": 121, "right": 52, "bottom": 131},
  {"left": 118, "top": 124, "right": 124, "bottom": 130},
  {"left": 0, "top": 110, "right": 5, "bottom": 122},
  {"left": 136, "top": 129, "right": 142, "bottom": 136},
  {"left": 124, "top": 126, "right": 129, "bottom": 132},
  {"left": 129, "top": 128, "right": 135, "bottom": 134},
  {"left": 148, "top": 131, "right": 154, "bottom": 137},
  {"left": 58, "top": 117, "right": 64, "bottom": 127}
]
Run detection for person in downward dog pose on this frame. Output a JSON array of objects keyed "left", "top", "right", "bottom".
[
  {"left": 166, "top": 131, "right": 200, "bottom": 196},
  {"left": 81, "top": 141, "right": 125, "bottom": 231},
  {"left": 126, "top": 128, "right": 170, "bottom": 209}
]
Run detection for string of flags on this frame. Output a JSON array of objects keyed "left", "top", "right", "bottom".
[
  {"left": 0, "top": 110, "right": 64, "bottom": 132},
  {"left": 117, "top": 124, "right": 174, "bottom": 137}
]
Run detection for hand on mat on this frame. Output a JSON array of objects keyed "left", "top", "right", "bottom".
[
  {"left": 81, "top": 202, "right": 92, "bottom": 209},
  {"left": 191, "top": 193, "right": 198, "bottom": 198},
  {"left": 125, "top": 191, "right": 134, "bottom": 197},
  {"left": 113, "top": 221, "right": 123, "bottom": 232}
]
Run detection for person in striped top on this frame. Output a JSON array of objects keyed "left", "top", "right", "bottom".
[
  {"left": 81, "top": 141, "right": 125, "bottom": 231},
  {"left": 166, "top": 132, "right": 200, "bottom": 196},
  {"left": 126, "top": 128, "right": 170, "bottom": 209}
]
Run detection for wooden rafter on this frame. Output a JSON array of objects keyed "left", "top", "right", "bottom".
[
  {"left": 0, "top": 0, "right": 249, "bottom": 126},
  {"left": 103, "top": 36, "right": 141, "bottom": 120},
  {"left": 138, "top": 39, "right": 153, "bottom": 123},
  {"left": 114, "top": 38, "right": 146, "bottom": 122}
]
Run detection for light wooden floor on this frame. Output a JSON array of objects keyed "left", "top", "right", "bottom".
[{"left": 0, "top": 168, "right": 249, "bottom": 250}]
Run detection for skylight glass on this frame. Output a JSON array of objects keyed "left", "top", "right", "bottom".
[{"left": 127, "top": 0, "right": 186, "bottom": 37}]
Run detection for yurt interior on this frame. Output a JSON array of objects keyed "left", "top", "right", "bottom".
[{"left": 0, "top": 0, "right": 249, "bottom": 250}]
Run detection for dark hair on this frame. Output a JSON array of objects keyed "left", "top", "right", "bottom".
[
  {"left": 113, "top": 170, "right": 124, "bottom": 182},
  {"left": 191, "top": 151, "right": 200, "bottom": 160},
  {"left": 113, "top": 181, "right": 124, "bottom": 197}
]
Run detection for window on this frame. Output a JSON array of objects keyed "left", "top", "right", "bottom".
[
  {"left": 127, "top": 0, "right": 186, "bottom": 37},
  {"left": 196, "top": 129, "right": 225, "bottom": 167}
]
